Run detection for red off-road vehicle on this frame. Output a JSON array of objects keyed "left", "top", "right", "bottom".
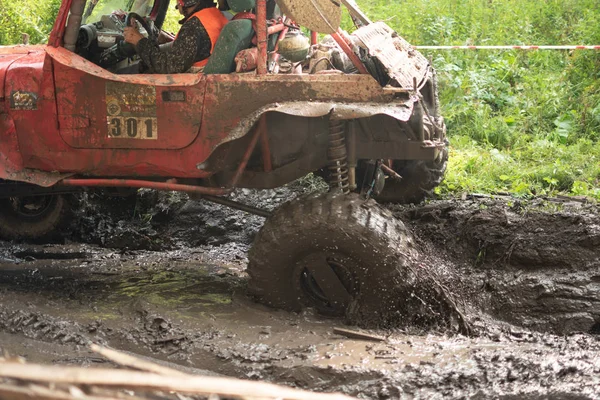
[{"left": 0, "top": 0, "right": 448, "bottom": 323}]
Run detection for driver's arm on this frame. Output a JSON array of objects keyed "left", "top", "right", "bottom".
[{"left": 135, "top": 18, "right": 211, "bottom": 73}]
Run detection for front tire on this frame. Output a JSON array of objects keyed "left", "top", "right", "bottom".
[
  {"left": 376, "top": 144, "right": 449, "bottom": 204},
  {"left": 0, "top": 195, "right": 71, "bottom": 240},
  {"left": 247, "top": 192, "right": 425, "bottom": 327}
]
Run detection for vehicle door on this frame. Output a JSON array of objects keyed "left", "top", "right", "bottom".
[{"left": 50, "top": 0, "right": 206, "bottom": 150}]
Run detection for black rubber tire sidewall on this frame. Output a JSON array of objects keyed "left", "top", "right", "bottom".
[
  {"left": 247, "top": 192, "right": 420, "bottom": 326},
  {"left": 0, "top": 195, "right": 71, "bottom": 240}
]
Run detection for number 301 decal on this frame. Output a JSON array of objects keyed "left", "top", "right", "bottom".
[{"left": 108, "top": 117, "right": 158, "bottom": 140}]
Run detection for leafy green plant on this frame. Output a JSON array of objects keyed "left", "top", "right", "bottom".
[
  {"left": 345, "top": 0, "right": 599, "bottom": 201},
  {"left": 0, "top": 0, "right": 61, "bottom": 45}
]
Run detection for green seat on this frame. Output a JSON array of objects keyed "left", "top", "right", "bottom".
[
  {"left": 203, "top": 20, "right": 254, "bottom": 74},
  {"left": 228, "top": 0, "right": 255, "bottom": 11},
  {"left": 203, "top": 0, "right": 256, "bottom": 74}
]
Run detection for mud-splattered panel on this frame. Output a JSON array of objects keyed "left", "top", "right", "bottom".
[
  {"left": 53, "top": 57, "right": 205, "bottom": 151},
  {"left": 276, "top": 0, "right": 341, "bottom": 34},
  {"left": 352, "top": 22, "right": 430, "bottom": 89}
]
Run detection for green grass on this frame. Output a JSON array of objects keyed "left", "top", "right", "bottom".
[
  {"left": 440, "top": 136, "right": 600, "bottom": 198},
  {"left": 349, "top": 0, "right": 600, "bottom": 200},
  {"left": 0, "top": 0, "right": 61, "bottom": 44}
]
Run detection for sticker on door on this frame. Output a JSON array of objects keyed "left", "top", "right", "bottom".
[{"left": 106, "top": 81, "right": 158, "bottom": 140}]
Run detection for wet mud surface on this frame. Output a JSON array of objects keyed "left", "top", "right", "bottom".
[{"left": 0, "top": 185, "right": 599, "bottom": 399}]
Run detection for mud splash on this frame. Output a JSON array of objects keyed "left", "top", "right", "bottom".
[{"left": 392, "top": 198, "right": 600, "bottom": 334}]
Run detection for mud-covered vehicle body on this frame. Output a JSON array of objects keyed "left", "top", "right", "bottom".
[{"left": 0, "top": 0, "right": 448, "bottom": 323}]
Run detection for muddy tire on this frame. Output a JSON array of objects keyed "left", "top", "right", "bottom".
[
  {"left": 247, "top": 192, "right": 422, "bottom": 327},
  {"left": 376, "top": 143, "right": 449, "bottom": 204},
  {"left": 0, "top": 195, "right": 71, "bottom": 240}
]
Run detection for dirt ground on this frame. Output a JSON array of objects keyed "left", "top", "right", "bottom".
[{"left": 0, "top": 183, "right": 599, "bottom": 399}]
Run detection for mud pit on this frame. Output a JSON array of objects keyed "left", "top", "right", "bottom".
[{"left": 0, "top": 185, "right": 599, "bottom": 399}]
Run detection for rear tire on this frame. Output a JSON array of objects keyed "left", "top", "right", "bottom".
[
  {"left": 247, "top": 192, "right": 423, "bottom": 327},
  {"left": 0, "top": 195, "right": 71, "bottom": 240}
]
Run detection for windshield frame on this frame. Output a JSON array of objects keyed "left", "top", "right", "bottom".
[
  {"left": 82, "top": 0, "right": 153, "bottom": 25},
  {"left": 48, "top": 0, "right": 170, "bottom": 48}
]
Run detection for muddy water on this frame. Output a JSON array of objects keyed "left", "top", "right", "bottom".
[{"left": 0, "top": 190, "right": 599, "bottom": 399}]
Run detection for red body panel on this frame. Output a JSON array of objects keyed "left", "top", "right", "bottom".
[
  {"left": 0, "top": 50, "right": 31, "bottom": 175},
  {"left": 0, "top": 46, "right": 46, "bottom": 99},
  {"left": 0, "top": 1, "right": 434, "bottom": 190},
  {"left": 0, "top": 55, "right": 26, "bottom": 101},
  {"left": 4, "top": 51, "right": 59, "bottom": 172},
  {"left": 2, "top": 45, "right": 395, "bottom": 181},
  {"left": 0, "top": 114, "right": 23, "bottom": 176},
  {"left": 52, "top": 52, "right": 206, "bottom": 150}
]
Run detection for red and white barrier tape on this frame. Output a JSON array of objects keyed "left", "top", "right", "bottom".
[{"left": 415, "top": 45, "right": 600, "bottom": 50}]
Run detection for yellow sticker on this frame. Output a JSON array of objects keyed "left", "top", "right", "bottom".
[
  {"left": 107, "top": 116, "right": 158, "bottom": 139},
  {"left": 106, "top": 81, "right": 157, "bottom": 140}
]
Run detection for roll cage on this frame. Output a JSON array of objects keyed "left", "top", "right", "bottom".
[{"left": 46, "top": 0, "right": 349, "bottom": 76}]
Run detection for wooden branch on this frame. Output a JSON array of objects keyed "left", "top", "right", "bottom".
[
  {"left": 87, "top": 386, "right": 150, "bottom": 400},
  {"left": 0, "top": 363, "right": 357, "bottom": 400},
  {"left": 0, "top": 383, "right": 113, "bottom": 400},
  {"left": 90, "top": 344, "right": 189, "bottom": 377},
  {"left": 333, "top": 327, "right": 385, "bottom": 342}
]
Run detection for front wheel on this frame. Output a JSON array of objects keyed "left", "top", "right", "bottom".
[
  {"left": 376, "top": 143, "right": 449, "bottom": 204},
  {"left": 247, "top": 192, "right": 430, "bottom": 327},
  {"left": 0, "top": 195, "right": 71, "bottom": 240}
]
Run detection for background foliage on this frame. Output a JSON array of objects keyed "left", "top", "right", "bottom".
[
  {"left": 0, "top": 0, "right": 61, "bottom": 44},
  {"left": 345, "top": 0, "right": 600, "bottom": 200},
  {"left": 1, "top": 0, "right": 598, "bottom": 200}
]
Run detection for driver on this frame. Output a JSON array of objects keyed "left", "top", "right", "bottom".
[{"left": 123, "top": 0, "right": 228, "bottom": 73}]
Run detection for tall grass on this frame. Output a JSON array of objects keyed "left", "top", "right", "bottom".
[
  {"left": 0, "top": 0, "right": 61, "bottom": 45},
  {"left": 350, "top": 0, "right": 600, "bottom": 199}
]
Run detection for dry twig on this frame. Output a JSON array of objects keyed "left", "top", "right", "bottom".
[
  {"left": 90, "top": 344, "right": 188, "bottom": 377},
  {"left": 0, "top": 362, "right": 357, "bottom": 400},
  {"left": 332, "top": 327, "right": 385, "bottom": 342}
]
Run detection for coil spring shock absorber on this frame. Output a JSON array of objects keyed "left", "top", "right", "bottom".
[{"left": 328, "top": 118, "right": 350, "bottom": 194}]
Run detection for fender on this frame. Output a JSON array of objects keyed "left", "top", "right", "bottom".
[
  {"left": 0, "top": 113, "right": 23, "bottom": 177},
  {"left": 0, "top": 52, "right": 28, "bottom": 177},
  {"left": 1, "top": 49, "right": 72, "bottom": 187},
  {"left": 0, "top": 47, "right": 41, "bottom": 101},
  {"left": 0, "top": 113, "right": 72, "bottom": 187},
  {"left": 2, "top": 49, "right": 74, "bottom": 187},
  {"left": 214, "top": 98, "right": 417, "bottom": 151}
]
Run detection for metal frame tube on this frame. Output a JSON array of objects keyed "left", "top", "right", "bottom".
[
  {"left": 256, "top": 0, "right": 268, "bottom": 74},
  {"left": 331, "top": 30, "right": 368, "bottom": 74},
  {"left": 340, "top": 0, "right": 372, "bottom": 26},
  {"left": 311, "top": 31, "right": 318, "bottom": 46},
  {"left": 49, "top": 0, "right": 73, "bottom": 47},
  {"left": 268, "top": 24, "right": 286, "bottom": 36},
  {"left": 258, "top": 114, "right": 272, "bottom": 172},
  {"left": 381, "top": 164, "right": 402, "bottom": 180},
  {"left": 63, "top": 0, "right": 86, "bottom": 51},
  {"left": 230, "top": 121, "right": 263, "bottom": 186},
  {"left": 202, "top": 195, "right": 271, "bottom": 218},
  {"left": 60, "top": 179, "right": 230, "bottom": 196},
  {"left": 60, "top": 119, "right": 265, "bottom": 196}
]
